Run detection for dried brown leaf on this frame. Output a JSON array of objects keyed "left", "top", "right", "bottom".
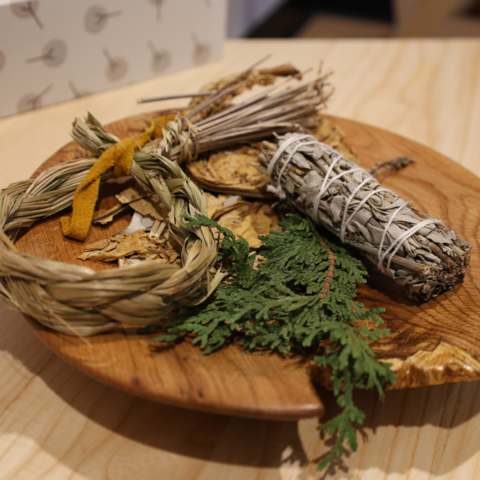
[
  {"left": 79, "top": 230, "right": 169, "bottom": 263},
  {"left": 204, "top": 192, "right": 232, "bottom": 219},
  {"left": 92, "top": 204, "right": 130, "bottom": 225},
  {"left": 115, "top": 186, "right": 147, "bottom": 204},
  {"left": 211, "top": 199, "right": 280, "bottom": 248},
  {"left": 186, "top": 145, "right": 269, "bottom": 199},
  {"left": 116, "top": 186, "right": 170, "bottom": 221},
  {"left": 85, "top": 239, "right": 110, "bottom": 251}
]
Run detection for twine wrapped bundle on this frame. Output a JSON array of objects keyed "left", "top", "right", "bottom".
[
  {"left": 257, "top": 133, "right": 471, "bottom": 300},
  {"left": 0, "top": 64, "right": 330, "bottom": 335}
]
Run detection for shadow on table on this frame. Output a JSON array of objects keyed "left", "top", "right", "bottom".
[
  {"left": 2, "top": 308, "right": 480, "bottom": 479},
  {"left": 315, "top": 381, "right": 480, "bottom": 478}
]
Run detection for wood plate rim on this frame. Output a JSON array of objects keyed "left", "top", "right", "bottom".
[{"left": 17, "top": 112, "right": 480, "bottom": 420}]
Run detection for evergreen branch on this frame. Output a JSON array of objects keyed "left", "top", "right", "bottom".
[{"left": 151, "top": 212, "right": 396, "bottom": 472}]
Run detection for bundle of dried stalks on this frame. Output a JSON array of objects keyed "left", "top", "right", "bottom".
[
  {"left": 257, "top": 133, "right": 471, "bottom": 300},
  {"left": 142, "top": 63, "right": 330, "bottom": 164},
  {"left": 0, "top": 62, "right": 331, "bottom": 335}
]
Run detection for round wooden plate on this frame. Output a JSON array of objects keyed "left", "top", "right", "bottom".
[{"left": 16, "top": 112, "right": 480, "bottom": 421}]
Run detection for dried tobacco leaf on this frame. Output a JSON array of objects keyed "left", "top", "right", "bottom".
[
  {"left": 115, "top": 186, "right": 169, "bottom": 221},
  {"left": 92, "top": 204, "right": 130, "bottom": 225},
  {"left": 204, "top": 192, "right": 232, "bottom": 219},
  {"left": 308, "top": 115, "right": 356, "bottom": 162},
  {"left": 205, "top": 192, "right": 280, "bottom": 248},
  {"left": 83, "top": 190, "right": 277, "bottom": 265},
  {"left": 186, "top": 146, "right": 270, "bottom": 198},
  {"left": 78, "top": 226, "right": 181, "bottom": 266},
  {"left": 92, "top": 185, "right": 170, "bottom": 226}
]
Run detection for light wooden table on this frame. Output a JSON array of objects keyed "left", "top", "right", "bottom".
[{"left": 1, "top": 39, "right": 480, "bottom": 480}]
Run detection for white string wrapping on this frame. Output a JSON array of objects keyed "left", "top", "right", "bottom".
[
  {"left": 267, "top": 133, "right": 441, "bottom": 274},
  {"left": 313, "top": 162, "right": 365, "bottom": 223},
  {"left": 267, "top": 134, "right": 317, "bottom": 199}
]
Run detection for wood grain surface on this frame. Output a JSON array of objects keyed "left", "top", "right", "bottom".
[
  {"left": 1, "top": 39, "right": 480, "bottom": 480},
  {"left": 10, "top": 109, "right": 480, "bottom": 423}
]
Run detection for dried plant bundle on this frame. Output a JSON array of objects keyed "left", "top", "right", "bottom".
[
  {"left": 142, "top": 64, "right": 330, "bottom": 164},
  {"left": 183, "top": 62, "right": 304, "bottom": 123},
  {"left": 257, "top": 133, "right": 471, "bottom": 300}
]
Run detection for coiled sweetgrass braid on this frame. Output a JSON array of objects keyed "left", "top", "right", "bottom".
[{"left": 0, "top": 115, "right": 222, "bottom": 336}]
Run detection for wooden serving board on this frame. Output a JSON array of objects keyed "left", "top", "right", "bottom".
[{"left": 16, "top": 112, "right": 480, "bottom": 421}]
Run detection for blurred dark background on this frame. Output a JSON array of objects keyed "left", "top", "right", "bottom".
[{"left": 227, "top": 0, "right": 480, "bottom": 38}]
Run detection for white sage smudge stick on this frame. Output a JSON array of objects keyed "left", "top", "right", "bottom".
[{"left": 256, "top": 133, "right": 471, "bottom": 300}]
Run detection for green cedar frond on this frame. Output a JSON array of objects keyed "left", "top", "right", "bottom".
[{"left": 153, "top": 213, "right": 396, "bottom": 471}]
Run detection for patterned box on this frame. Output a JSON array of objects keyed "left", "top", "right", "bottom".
[{"left": 0, "top": 0, "right": 226, "bottom": 118}]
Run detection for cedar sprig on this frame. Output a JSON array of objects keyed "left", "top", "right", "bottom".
[{"left": 150, "top": 213, "right": 396, "bottom": 471}]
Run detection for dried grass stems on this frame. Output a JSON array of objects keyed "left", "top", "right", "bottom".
[
  {"left": 0, "top": 62, "right": 331, "bottom": 336},
  {"left": 144, "top": 63, "right": 331, "bottom": 165},
  {"left": 257, "top": 134, "right": 471, "bottom": 300}
]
